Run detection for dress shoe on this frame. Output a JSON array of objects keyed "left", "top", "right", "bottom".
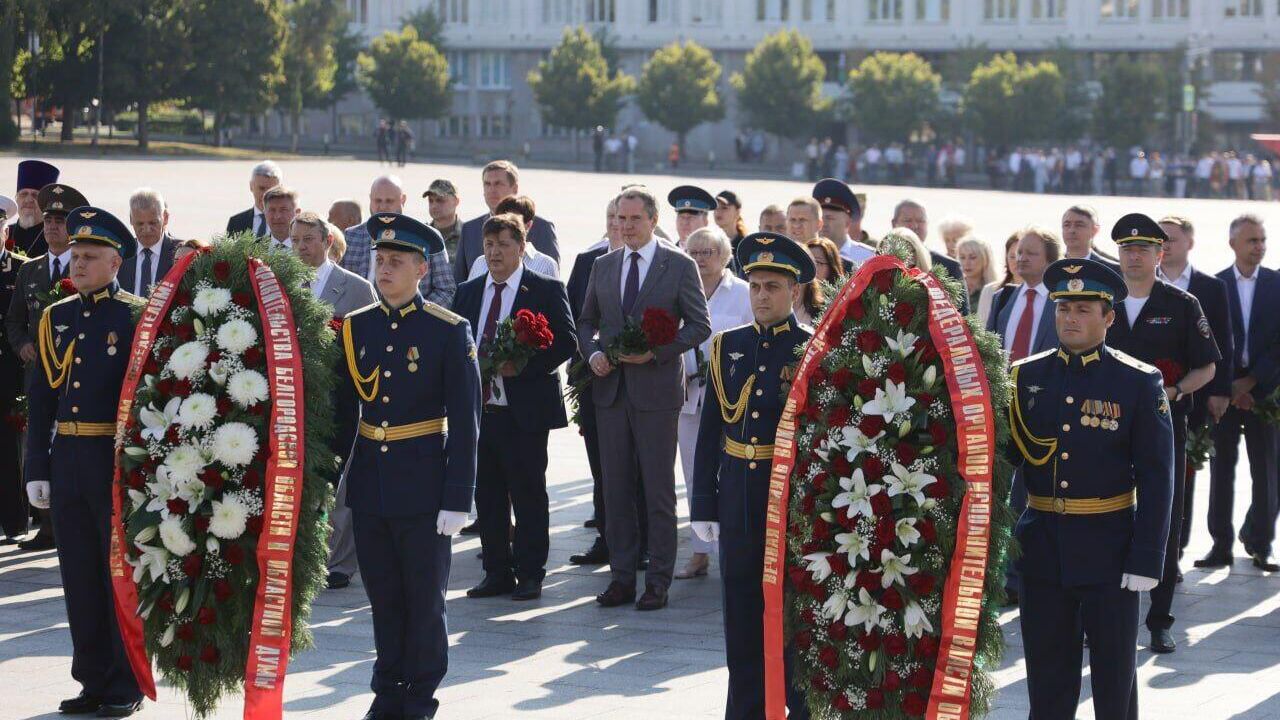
[
  {"left": 326, "top": 571, "right": 350, "bottom": 590},
  {"left": 595, "top": 581, "right": 636, "bottom": 607},
  {"left": 584, "top": 516, "right": 599, "bottom": 529},
  {"left": 1149, "top": 628, "right": 1176, "bottom": 654},
  {"left": 674, "top": 553, "right": 710, "bottom": 579},
  {"left": 512, "top": 579, "right": 543, "bottom": 601},
  {"left": 360, "top": 710, "right": 395, "bottom": 720},
  {"left": 637, "top": 551, "right": 650, "bottom": 571},
  {"left": 96, "top": 699, "right": 143, "bottom": 717},
  {"left": 466, "top": 574, "right": 516, "bottom": 598},
  {"left": 0, "top": 536, "right": 18, "bottom": 546},
  {"left": 1251, "top": 552, "right": 1280, "bottom": 572},
  {"left": 18, "top": 532, "right": 54, "bottom": 551},
  {"left": 636, "top": 584, "right": 668, "bottom": 611},
  {"left": 1193, "top": 548, "right": 1233, "bottom": 569},
  {"left": 569, "top": 540, "right": 608, "bottom": 566},
  {"left": 459, "top": 520, "right": 480, "bottom": 535},
  {"left": 58, "top": 692, "right": 103, "bottom": 714}
]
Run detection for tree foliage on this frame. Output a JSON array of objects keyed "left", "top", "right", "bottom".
[
  {"left": 527, "top": 26, "right": 634, "bottom": 134},
  {"left": 356, "top": 26, "right": 451, "bottom": 122},
  {"left": 104, "top": 0, "right": 190, "bottom": 148},
  {"left": 846, "top": 52, "right": 941, "bottom": 144},
  {"left": 279, "top": 0, "right": 341, "bottom": 150},
  {"left": 731, "top": 29, "right": 827, "bottom": 141},
  {"left": 1094, "top": 59, "right": 1167, "bottom": 149},
  {"left": 28, "top": 0, "right": 109, "bottom": 141},
  {"left": 635, "top": 41, "right": 724, "bottom": 153},
  {"left": 963, "top": 52, "right": 1066, "bottom": 148},
  {"left": 185, "top": 0, "right": 286, "bottom": 146},
  {"left": 401, "top": 5, "right": 445, "bottom": 50}
]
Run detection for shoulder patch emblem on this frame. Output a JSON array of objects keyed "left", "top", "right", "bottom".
[
  {"left": 1197, "top": 316, "right": 1212, "bottom": 339},
  {"left": 1158, "top": 392, "right": 1170, "bottom": 417}
]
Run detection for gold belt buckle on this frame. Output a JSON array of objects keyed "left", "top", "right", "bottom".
[
  {"left": 1052, "top": 497, "right": 1066, "bottom": 514},
  {"left": 743, "top": 444, "right": 756, "bottom": 460},
  {"left": 373, "top": 426, "right": 387, "bottom": 441},
  {"left": 64, "top": 421, "right": 77, "bottom": 434}
]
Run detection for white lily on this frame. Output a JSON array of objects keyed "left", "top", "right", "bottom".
[
  {"left": 174, "top": 478, "right": 207, "bottom": 507},
  {"left": 878, "top": 548, "right": 919, "bottom": 588},
  {"left": 835, "top": 531, "right": 871, "bottom": 564},
  {"left": 844, "top": 587, "right": 886, "bottom": 631},
  {"left": 905, "top": 601, "right": 935, "bottom": 638},
  {"left": 822, "top": 589, "right": 851, "bottom": 621},
  {"left": 861, "top": 380, "right": 916, "bottom": 422},
  {"left": 138, "top": 397, "right": 181, "bottom": 442},
  {"left": 839, "top": 425, "right": 883, "bottom": 462},
  {"left": 885, "top": 330, "right": 920, "bottom": 358},
  {"left": 895, "top": 517, "right": 921, "bottom": 546},
  {"left": 126, "top": 488, "right": 149, "bottom": 513},
  {"left": 814, "top": 438, "right": 832, "bottom": 462},
  {"left": 923, "top": 365, "right": 937, "bottom": 388},
  {"left": 831, "top": 469, "right": 881, "bottom": 519},
  {"left": 131, "top": 543, "right": 170, "bottom": 583},
  {"left": 160, "top": 624, "right": 176, "bottom": 647},
  {"left": 144, "top": 475, "right": 180, "bottom": 519},
  {"left": 802, "top": 552, "right": 834, "bottom": 582},
  {"left": 862, "top": 354, "right": 876, "bottom": 377},
  {"left": 886, "top": 462, "right": 937, "bottom": 506}
]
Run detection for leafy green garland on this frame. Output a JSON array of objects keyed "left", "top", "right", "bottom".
[{"left": 118, "top": 233, "right": 337, "bottom": 716}]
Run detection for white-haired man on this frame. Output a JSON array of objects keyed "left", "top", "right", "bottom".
[
  {"left": 226, "top": 160, "right": 282, "bottom": 238},
  {"left": 120, "top": 188, "right": 177, "bottom": 297}
]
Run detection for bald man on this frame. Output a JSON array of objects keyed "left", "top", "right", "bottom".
[{"left": 339, "top": 175, "right": 456, "bottom": 306}]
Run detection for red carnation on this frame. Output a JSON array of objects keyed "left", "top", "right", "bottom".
[
  {"left": 514, "top": 309, "right": 554, "bottom": 351},
  {"left": 887, "top": 362, "right": 907, "bottom": 384},
  {"left": 909, "top": 667, "right": 934, "bottom": 690},
  {"left": 167, "top": 499, "right": 187, "bottom": 516},
  {"left": 903, "top": 693, "right": 928, "bottom": 716},
  {"left": 859, "top": 415, "right": 885, "bottom": 437},
  {"left": 195, "top": 515, "right": 210, "bottom": 532},
  {"left": 177, "top": 622, "right": 195, "bottom": 642},
  {"left": 165, "top": 426, "right": 181, "bottom": 444},
  {"left": 876, "top": 517, "right": 896, "bottom": 546},
  {"left": 196, "top": 607, "right": 216, "bottom": 625},
  {"left": 857, "top": 378, "right": 879, "bottom": 399},
  {"left": 908, "top": 572, "right": 936, "bottom": 596},
  {"left": 233, "top": 291, "right": 254, "bottom": 308},
  {"left": 916, "top": 635, "right": 940, "bottom": 661},
  {"left": 857, "top": 631, "right": 882, "bottom": 652},
  {"left": 811, "top": 366, "right": 829, "bottom": 385},
  {"left": 172, "top": 379, "right": 192, "bottom": 398},
  {"left": 812, "top": 517, "right": 833, "bottom": 542},
  {"left": 200, "top": 644, "right": 220, "bottom": 664},
  {"left": 802, "top": 607, "right": 819, "bottom": 626},
  {"left": 207, "top": 350, "right": 222, "bottom": 364},
  {"left": 213, "top": 261, "right": 231, "bottom": 282},
  {"left": 176, "top": 655, "right": 193, "bottom": 671},
  {"left": 871, "top": 491, "right": 892, "bottom": 516},
  {"left": 803, "top": 404, "right": 822, "bottom": 422},
  {"left": 1153, "top": 358, "right": 1185, "bottom": 386},
  {"left": 127, "top": 468, "right": 146, "bottom": 490},
  {"left": 857, "top": 571, "right": 882, "bottom": 594},
  {"left": 883, "top": 670, "right": 902, "bottom": 692},
  {"left": 212, "top": 579, "right": 232, "bottom": 603},
  {"left": 801, "top": 493, "right": 816, "bottom": 515},
  {"left": 880, "top": 586, "right": 904, "bottom": 610},
  {"left": 862, "top": 455, "right": 885, "bottom": 479},
  {"left": 831, "top": 367, "right": 854, "bottom": 391},
  {"left": 811, "top": 673, "right": 828, "bottom": 692},
  {"left": 897, "top": 443, "right": 918, "bottom": 465},
  {"left": 928, "top": 422, "right": 948, "bottom": 446},
  {"left": 156, "top": 378, "right": 174, "bottom": 396},
  {"left": 856, "top": 330, "right": 883, "bottom": 354},
  {"left": 916, "top": 391, "right": 934, "bottom": 407},
  {"left": 834, "top": 694, "right": 852, "bottom": 712},
  {"left": 827, "top": 405, "right": 852, "bottom": 429},
  {"left": 241, "top": 468, "right": 261, "bottom": 489},
  {"left": 918, "top": 343, "right": 938, "bottom": 362},
  {"left": 828, "top": 620, "right": 848, "bottom": 641},
  {"left": 794, "top": 630, "right": 813, "bottom": 650},
  {"left": 143, "top": 356, "right": 160, "bottom": 376},
  {"left": 243, "top": 346, "right": 263, "bottom": 366},
  {"left": 182, "top": 554, "right": 202, "bottom": 578},
  {"left": 224, "top": 543, "right": 245, "bottom": 565},
  {"left": 201, "top": 467, "right": 223, "bottom": 490},
  {"left": 866, "top": 688, "right": 885, "bottom": 709},
  {"left": 925, "top": 476, "right": 949, "bottom": 499},
  {"left": 849, "top": 300, "right": 866, "bottom": 321},
  {"left": 788, "top": 566, "right": 809, "bottom": 589},
  {"left": 640, "top": 308, "right": 678, "bottom": 347},
  {"left": 827, "top": 552, "right": 850, "bottom": 577},
  {"left": 158, "top": 592, "right": 175, "bottom": 612},
  {"left": 836, "top": 510, "right": 858, "bottom": 531},
  {"left": 328, "top": 317, "right": 343, "bottom": 334},
  {"left": 884, "top": 633, "right": 907, "bottom": 656},
  {"left": 811, "top": 471, "right": 831, "bottom": 492},
  {"left": 918, "top": 519, "right": 937, "bottom": 543},
  {"left": 818, "top": 645, "right": 839, "bottom": 669},
  {"left": 831, "top": 455, "right": 853, "bottom": 478},
  {"left": 873, "top": 269, "right": 895, "bottom": 293},
  {"left": 894, "top": 301, "right": 916, "bottom": 327},
  {"left": 176, "top": 323, "right": 195, "bottom": 342},
  {"left": 249, "top": 402, "right": 266, "bottom": 416},
  {"left": 246, "top": 515, "right": 264, "bottom": 536}
]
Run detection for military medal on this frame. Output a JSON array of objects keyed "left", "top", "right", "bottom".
[
  {"left": 407, "top": 346, "right": 420, "bottom": 373},
  {"left": 106, "top": 330, "right": 118, "bottom": 356}
]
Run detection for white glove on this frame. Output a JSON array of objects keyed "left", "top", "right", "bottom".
[
  {"left": 692, "top": 521, "right": 720, "bottom": 544},
  {"left": 1120, "top": 573, "right": 1159, "bottom": 593},
  {"left": 436, "top": 510, "right": 469, "bottom": 536},
  {"left": 26, "top": 481, "right": 51, "bottom": 510}
]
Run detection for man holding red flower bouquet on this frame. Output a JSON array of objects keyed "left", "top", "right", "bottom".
[{"left": 453, "top": 213, "right": 576, "bottom": 601}]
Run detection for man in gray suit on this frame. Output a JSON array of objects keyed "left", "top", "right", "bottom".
[
  {"left": 291, "top": 211, "right": 376, "bottom": 590},
  {"left": 577, "top": 186, "right": 711, "bottom": 611}
]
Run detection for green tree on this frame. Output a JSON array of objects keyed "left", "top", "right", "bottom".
[
  {"left": 401, "top": 6, "right": 445, "bottom": 50},
  {"left": 279, "top": 0, "right": 341, "bottom": 151},
  {"left": 963, "top": 52, "right": 1066, "bottom": 148},
  {"left": 356, "top": 26, "right": 451, "bottom": 123},
  {"left": 29, "top": 0, "right": 109, "bottom": 141},
  {"left": 527, "top": 26, "right": 634, "bottom": 156},
  {"left": 636, "top": 41, "right": 724, "bottom": 157},
  {"left": 1043, "top": 40, "right": 1092, "bottom": 144},
  {"left": 731, "top": 29, "right": 827, "bottom": 142},
  {"left": 846, "top": 52, "right": 940, "bottom": 145},
  {"left": 185, "top": 0, "right": 286, "bottom": 146},
  {"left": 1094, "top": 60, "right": 1167, "bottom": 148},
  {"left": 103, "top": 0, "right": 190, "bottom": 149},
  {"left": 317, "top": 20, "right": 364, "bottom": 138},
  {"left": 0, "top": 0, "right": 20, "bottom": 144}
]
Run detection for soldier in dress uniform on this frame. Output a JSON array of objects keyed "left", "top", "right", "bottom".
[
  {"left": 1103, "top": 213, "right": 1220, "bottom": 655},
  {"left": 336, "top": 212, "right": 480, "bottom": 720},
  {"left": 668, "top": 185, "right": 715, "bottom": 247},
  {"left": 0, "top": 195, "right": 28, "bottom": 545},
  {"left": 1009, "top": 258, "right": 1174, "bottom": 720},
  {"left": 24, "top": 206, "right": 145, "bottom": 717},
  {"left": 691, "top": 231, "right": 813, "bottom": 720}
]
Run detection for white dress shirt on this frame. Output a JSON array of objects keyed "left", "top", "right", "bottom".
[
  {"left": 681, "top": 274, "right": 752, "bottom": 415},
  {"left": 270, "top": 235, "right": 292, "bottom": 250},
  {"left": 1001, "top": 282, "right": 1049, "bottom": 355},
  {"left": 311, "top": 259, "right": 335, "bottom": 300},
  {"left": 467, "top": 244, "right": 559, "bottom": 280},
  {"left": 479, "top": 264, "right": 523, "bottom": 406},
  {"left": 839, "top": 237, "right": 875, "bottom": 266},
  {"left": 132, "top": 242, "right": 164, "bottom": 295},
  {"left": 1160, "top": 263, "right": 1193, "bottom": 292},
  {"left": 1235, "top": 265, "right": 1258, "bottom": 366},
  {"left": 618, "top": 237, "right": 657, "bottom": 301},
  {"left": 48, "top": 248, "right": 72, "bottom": 280},
  {"left": 252, "top": 209, "right": 266, "bottom": 237}
]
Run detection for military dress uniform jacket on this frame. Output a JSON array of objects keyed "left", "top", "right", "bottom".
[
  {"left": 6, "top": 254, "right": 67, "bottom": 380},
  {"left": 338, "top": 296, "right": 481, "bottom": 518},
  {"left": 24, "top": 284, "right": 142, "bottom": 483},
  {"left": 0, "top": 249, "right": 26, "bottom": 397},
  {"left": 1008, "top": 346, "right": 1174, "bottom": 587}
]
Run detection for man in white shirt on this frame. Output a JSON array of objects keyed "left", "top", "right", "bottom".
[
  {"left": 225, "top": 160, "right": 281, "bottom": 238},
  {"left": 261, "top": 185, "right": 300, "bottom": 249},
  {"left": 468, "top": 194, "right": 559, "bottom": 279},
  {"left": 121, "top": 188, "right": 176, "bottom": 297}
]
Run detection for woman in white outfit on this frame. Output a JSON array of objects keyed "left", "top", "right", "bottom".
[{"left": 675, "top": 226, "right": 752, "bottom": 579}]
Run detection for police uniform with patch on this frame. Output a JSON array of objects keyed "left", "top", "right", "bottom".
[
  {"left": 25, "top": 207, "right": 145, "bottom": 715},
  {"left": 691, "top": 232, "right": 811, "bottom": 720},
  {"left": 337, "top": 213, "right": 480, "bottom": 720},
  {"left": 1102, "top": 214, "right": 1219, "bottom": 650},
  {"left": 1008, "top": 258, "right": 1174, "bottom": 720}
]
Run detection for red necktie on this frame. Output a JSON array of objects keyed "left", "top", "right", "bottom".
[
  {"left": 1010, "top": 288, "right": 1037, "bottom": 362},
  {"left": 481, "top": 282, "right": 505, "bottom": 403}
]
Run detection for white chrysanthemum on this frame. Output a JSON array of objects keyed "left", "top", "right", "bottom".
[
  {"left": 227, "top": 370, "right": 269, "bottom": 408},
  {"left": 167, "top": 341, "right": 209, "bottom": 381},
  {"left": 211, "top": 422, "right": 258, "bottom": 467},
  {"left": 193, "top": 287, "right": 232, "bottom": 317},
  {"left": 177, "top": 393, "right": 218, "bottom": 430},
  {"left": 158, "top": 517, "right": 196, "bottom": 556},
  {"left": 209, "top": 496, "right": 249, "bottom": 540},
  {"left": 216, "top": 319, "right": 258, "bottom": 355},
  {"left": 162, "top": 444, "right": 207, "bottom": 485}
]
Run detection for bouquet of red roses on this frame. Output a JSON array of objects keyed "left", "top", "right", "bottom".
[
  {"left": 1153, "top": 358, "right": 1185, "bottom": 388},
  {"left": 37, "top": 277, "right": 77, "bottom": 306},
  {"left": 479, "top": 308, "right": 554, "bottom": 400},
  {"left": 565, "top": 307, "right": 679, "bottom": 423}
]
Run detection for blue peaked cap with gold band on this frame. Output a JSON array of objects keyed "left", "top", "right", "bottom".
[
  {"left": 1044, "top": 257, "right": 1127, "bottom": 304},
  {"left": 1112, "top": 212, "right": 1167, "bottom": 247},
  {"left": 736, "top": 231, "right": 816, "bottom": 284},
  {"left": 67, "top": 206, "right": 137, "bottom": 260},
  {"left": 367, "top": 212, "right": 444, "bottom": 257},
  {"left": 667, "top": 185, "right": 715, "bottom": 214}
]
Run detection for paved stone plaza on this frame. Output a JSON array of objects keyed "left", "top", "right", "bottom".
[{"left": 0, "top": 157, "right": 1278, "bottom": 718}]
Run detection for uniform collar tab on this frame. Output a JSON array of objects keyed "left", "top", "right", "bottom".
[
  {"left": 380, "top": 294, "right": 424, "bottom": 317},
  {"left": 1057, "top": 344, "right": 1103, "bottom": 368},
  {"left": 79, "top": 281, "right": 118, "bottom": 305},
  {"left": 753, "top": 314, "right": 795, "bottom": 336}
]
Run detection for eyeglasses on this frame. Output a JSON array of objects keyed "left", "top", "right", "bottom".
[{"left": 687, "top": 249, "right": 719, "bottom": 258}]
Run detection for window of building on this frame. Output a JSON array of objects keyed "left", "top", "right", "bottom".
[
  {"left": 348, "top": 0, "right": 367, "bottom": 23},
  {"left": 869, "top": 0, "right": 903, "bottom": 21},
  {"left": 540, "top": 121, "right": 576, "bottom": 138},
  {"left": 478, "top": 115, "right": 511, "bottom": 138},
  {"left": 983, "top": 0, "right": 1018, "bottom": 20},
  {"left": 477, "top": 52, "right": 509, "bottom": 88},
  {"left": 915, "top": 0, "right": 950, "bottom": 21},
  {"left": 1224, "top": 0, "right": 1263, "bottom": 16},
  {"left": 1212, "top": 51, "right": 1263, "bottom": 80},
  {"left": 1031, "top": 0, "right": 1065, "bottom": 18},
  {"left": 434, "top": 0, "right": 469, "bottom": 22},
  {"left": 585, "top": 0, "right": 616, "bottom": 21},
  {"left": 437, "top": 116, "right": 472, "bottom": 138},
  {"left": 757, "top": 0, "right": 791, "bottom": 20},
  {"left": 541, "top": 0, "right": 568, "bottom": 23},
  {"left": 1151, "top": 0, "right": 1188, "bottom": 18},
  {"left": 1100, "top": 0, "right": 1138, "bottom": 18},
  {"left": 799, "top": 0, "right": 835, "bottom": 20},
  {"left": 446, "top": 50, "right": 469, "bottom": 86},
  {"left": 649, "top": 0, "right": 677, "bottom": 21},
  {"left": 690, "top": 0, "right": 723, "bottom": 21}
]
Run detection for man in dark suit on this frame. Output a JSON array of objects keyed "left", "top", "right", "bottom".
[
  {"left": 1198, "top": 214, "right": 1280, "bottom": 574},
  {"left": 1062, "top": 204, "right": 1122, "bottom": 273},
  {"left": 577, "top": 186, "right": 711, "bottom": 611},
  {"left": 225, "top": 160, "right": 282, "bottom": 238},
  {"left": 453, "top": 160, "right": 559, "bottom": 283},
  {"left": 1158, "top": 216, "right": 1234, "bottom": 558},
  {"left": 119, "top": 188, "right": 177, "bottom": 297},
  {"left": 891, "top": 198, "right": 968, "bottom": 312},
  {"left": 7, "top": 160, "right": 59, "bottom": 256},
  {"left": 453, "top": 213, "right": 576, "bottom": 600}
]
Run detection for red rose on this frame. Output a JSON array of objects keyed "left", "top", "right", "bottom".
[
  {"left": 876, "top": 516, "right": 896, "bottom": 546},
  {"left": 165, "top": 426, "right": 181, "bottom": 445},
  {"left": 880, "top": 586, "right": 904, "bottom": 610},
  {"left": 818, "top": 645, "right": 839, "bottom": 669},
  {"left": 640, "top": 308, "right": 678, "bottom": 347},
  {"left": 909, "top": 668, "right": 934, "bottom": 691},
  {"left": 849, "top": 300, "right": 866, "bottom": 321},
  {"left": 811, "top": 472, "right": 831, "bottom": 492},
  {"left": 243, "top": 347, "right": 263, "bottom": 366},
  {"left": 241, "top": 468, "right": 261, "bottom": 489},
  {"left": 182, "top": 554, "right": 202, "bottom": 578},
  {"left": 928, "top": 422, "right": 947, "bottom": 446},
  {"left": 172, "top": 379, "right": 193, "bottom": 398},
  {"left": 834, "top": 694, "right": 852, "bottom": 712},
  {"left": 873, "top": 269, "right": 895, "bottom": 293},
  {"left": 811, "top": 366, "right": 829, "bottom": 384},
  {"left": 201, "top": 467, "right": 224, "bottom": 490},
  {"left": 213, "top": 261, "right": 231, "bottom": 282},
  {"left": 812, "top": 517, "right": 833, "bottom": 542},
  {"left": 918, "top": 342, "right": 938, "bottom": 362},
  {"left": 831, "top": 455, "right": 852, "bottom": 478},
  {"left": 859, "top": 415, "right": 885, "bottom": 437},
  {"left": 857, "top": 378, "right": 879, "bottom": 399},
  {"left": 897, "top": 443, "right": 918, "bottom": 465},
  {"left": 167, "top": 499, "right": 187, "bottom": 516},
  {"left": 925, "top": 476, "right": 949, "bottom": 499},
  {"left": 194, "top": 515, "right": 210, "bottom": 532},
  {"left": 918, "top": 519, "right": 937, "bottom": 543},
  {"left": 908, "top": 572, "right": 936, "bottom": 596},
  {"left": 233, "top": 291, "right": 254, "bottom": 308},
  {"left": 224, "top": 543, "right": 245, "bottom": 564},
  {"left": 213, "top": 579, "right": 232, "bottom": 603},
  {"left": 866, "top": 688, "right": 885, "bottom": 709},
  {"left": 196, "top": 607, "right": 216, "bottom": 625},
  {"left": 249, "top": 402, "right": 266, "bottom": 416},
  {"left": 883, "top": 670, "right": 902, "bottom": 692},
  {"left": 828, "top": 620, "right": 848, "bottom": 641},
  {"left": 176, "top": 655, "right": 193, "bottom": 671},
  {"left": 788, "top": 566, "right": 809, "bottom": 589},
  {"left": 836, "top": 510, "right": 858, "bottom": 531},
  {"left": 887, "top": 362, "right": 907, "bottom": 384},
  {"left": 177, "top": 622, "right": 195, "bottom": 642},
  {"left": 831, "top": 367, "right": 853, "bottom": 391},
  {"left": 127, "top": 468, "right": 146, "bottom": 490},
  {"left": 856, "top": 330, "right": 883, "bottom": 353},
  {"left": 811, "top": 673, "right": 828, "bottom": 692},
  {"left": 827, "top": 405, "right": 852, "bottom": 429},
  {"left": 200, "top": 644, "right": 220, "bottom": 664},
  {"left": 214, "top": 395, "right": 232, "bottom": 415},
  {"left": 794, "top": 630, "right": 813, "bottom": 650},
  {"left": 857, "top": 571, "right": 882, "bottom": 594},
  {"left": 143, "top": 356, "right": 160, "bottom": 376},
  {"left": 58, "top": 277, "right": 77, "bottom": 295},
  {"left": 884, "top": 632, "right": 907, "bottom": 656},
  {"left": 862, "top": 455, "right": 885, "bottom": 479},
  {"left": 246, "top": 515, "right": 264, "bottom": 536},
  {"left": 894, "top": 301, "right": 916, "bottom": 327},
  {"left": 827, "top": 552, "right": 850, "bottom": 577},
  {"left": 871, "top": 491, "right": 892, "bottom": 516},
  {"left": 158, "top": 592, "right": 175, "bottom": 612},
  {"left": 176, "top": 323, "right": 195, "bottom": 341},
  {"left": 1153, "top": 358, "right": 1185, "bottom": 386},
  {"left": 801, "top": 493, "right": 816, "bottom": 516},
  {"left": 207, "top": 350, "right": 222, "bottom": 364},
  {"left": 857, "top": 631, "right": 882, "bottom": 652},
  {"left": 903, "top": 693, "right": 928, "bottom": 716},
  {"left": 916, "top": 635, "right": 940, "bottom": 660},
  {"left": 157, "top": 378, "right": 174, "bottom": 396}
]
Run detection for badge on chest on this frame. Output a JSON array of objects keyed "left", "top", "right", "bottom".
[{"left": 1079, "top": 398, "right": 1121, "bottom": 430}]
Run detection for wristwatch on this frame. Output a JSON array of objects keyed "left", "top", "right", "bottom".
[{"left": 1173, "top": 382, "right": 1186, "bottom": 402}]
